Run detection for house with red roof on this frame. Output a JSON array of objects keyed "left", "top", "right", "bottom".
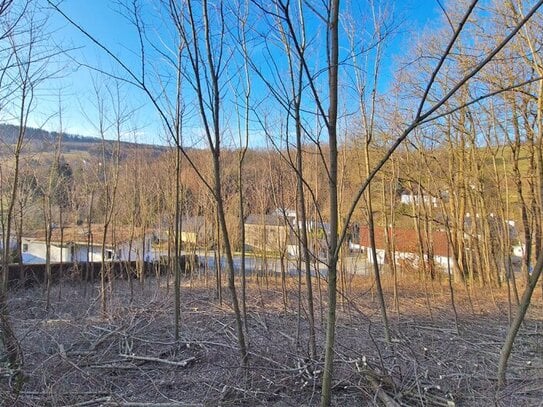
[{"left": 359, "top": 226, "right": 454, "bottom": 271}]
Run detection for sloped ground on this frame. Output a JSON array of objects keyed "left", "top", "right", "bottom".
[{"left": 1, "top": 274, "right": 542, "bottom": 406}]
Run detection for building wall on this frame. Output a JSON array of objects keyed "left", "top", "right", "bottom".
[
  {"left": 366, "top": 248, "right": 386, "bottom": 265},
  {"left": 244, "top": 224, "right": 288, "bottom": 253},
  {"left": 73, "top": 245, "right": 115, "bottom": 263},
  {"left": 22, "top": 234, "right": 162, "bottom": 264},
  {"left": 22, "top": 239, "right": 70, "bottom": 263},
  {"left": 116, "top": 236, "right": 163, "bottom": 262},
  {"left": 400, "top": 193, "right": 438, "bottom": 208},
  {"left": 116, "top": 240, "right": 144, "bottom": 262},
  {"left": 362, "top": 244, "right": 454, "bottom": 273},
  {"left": 181, "top": 231, "right": 197, "bottom": 244}
]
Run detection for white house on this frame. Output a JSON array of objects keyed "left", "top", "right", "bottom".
[
  {"left": 359, "top": 226, "right": 453, "bottom": 270},
  {"left": 21, "top": 225, "right": 163, "bottom": 264},
  {"left": 400, "top": 191, "right": 439, "bottom": 208},
  {"left": 21, "top": 237, "right": 116, "bottom": 264}
]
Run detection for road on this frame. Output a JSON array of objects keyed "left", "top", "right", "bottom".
[{"left": 192, "top": 251, "right": 372, "bottom": 277}]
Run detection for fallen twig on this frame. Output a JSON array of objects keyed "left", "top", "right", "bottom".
[
  {"left": 62, "top": 396, "right": 112, "bottom": 407},
  {"left": 102, "top": 403, "right": 202, "bottom": 407},
  {"left": 367, "top": 375, "right": 400, "bottom": 407},
  {"left": 119, "top": 353, "right": 196, "bottom": 367}
]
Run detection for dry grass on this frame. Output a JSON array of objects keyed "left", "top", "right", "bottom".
[{"left": 1, "top": 272, "right": 542, "bottom": 406}]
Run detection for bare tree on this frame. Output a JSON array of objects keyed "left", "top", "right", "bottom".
[
  {"left": 0, "top": 0, "right": 52, "bottom": 394},
  {"left": 42, "top": 122, "right": 64, "bottom": 310},
  {"left": 168, "top": 0, "right": 248, "bottom": 363},
  {"left": 251, "top": 0, "right": 319, "bottom": 359},
  {"left": 345, "top": 2, "right": 393, "bottom": 341}
]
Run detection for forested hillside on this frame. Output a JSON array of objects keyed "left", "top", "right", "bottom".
[{"left": 0, "top": 123, "right": 165, "bottom": 158}]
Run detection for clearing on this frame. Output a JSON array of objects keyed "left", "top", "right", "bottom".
[{"left": 2, "top": 273, "right": 542, "bottom": 406}]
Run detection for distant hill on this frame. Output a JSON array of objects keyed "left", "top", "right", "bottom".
[
  {"left": 0, "top": 123, "right": 167, "bottom": 159},
  {"left": 0, "top": 123, "right": 99, "bottom": 145}
]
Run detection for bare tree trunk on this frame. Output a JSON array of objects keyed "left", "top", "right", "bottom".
[
  {"left": 294, "top": 78, "right": 317, "bottom": 361},
  {"left": 367, "top": 198, "right": 391, "bottom": 338},
  {"left": 498, "top": 249, "right": 543, "bottom": 386},
  {"left": 172, "top": 41, "right": 184, "bottom": 340},
  {"left": 215, "top": 211, "right": 222, "bottom": 305},
  {"left": 44, "top": 203, "right": 52, "bottom": 310},
  {"left": 214, "top": 164, "right": 248, "bottom": 364},
  {"left": 184, "top": 0, "right": 248, "bottom": 364},
  {"left": 94, "top": 81, "right": 122, "bottom": 317},
  {"left": 44, "top": 127, "right": 63, "bottom": 311},
  {"left": 174, "top": 146, "right": 181, "bottom": 340},
  {"left": 0, "top": 6, "right": 40, "bottom": 386},
  {"left": 17, "top": 200, "right": 24, "bottom": 284},
  {"left": 321, "top": 1, "right": 340, "bottom": 404},
  {"left": 445, "top": 217, "right": 460, "bottom": 334}
]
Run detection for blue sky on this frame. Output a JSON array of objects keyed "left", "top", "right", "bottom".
[{"left": 32, "top": 0, "right": 444, "bottom": 146}]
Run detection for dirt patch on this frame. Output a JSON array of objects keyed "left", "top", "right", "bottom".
[{"left": 1, "top": 274, "right": 542, "bottom": 406}]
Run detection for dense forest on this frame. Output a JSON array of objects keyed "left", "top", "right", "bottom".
[{"left": 1, "top": 0, "right": 543, "bottom": 405}]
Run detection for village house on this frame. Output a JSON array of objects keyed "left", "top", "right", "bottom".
[
  {"left": 21, "top": 225, "right": 164, "bottom": 265},
  {"left": 359, "top": 221, "right": 524, "bottom": 276},
  {"left": 244, "top": 210, "right": 330, "bottom": 259},
  {"left": 244, "top": 213, "right": 291, "bottom": 254},
  {"left": 180, "top": 216, "right": 210, "bottom": 247},
  {"left": 399, "top": 188, "right": 442, "bottom": 208},
  {"left": 359, "top": 226, "right": 454, "bottom": 271}
]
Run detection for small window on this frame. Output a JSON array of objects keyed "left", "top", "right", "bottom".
[{"left": 22, "top": 243, "right": 28, "bottom": 252}]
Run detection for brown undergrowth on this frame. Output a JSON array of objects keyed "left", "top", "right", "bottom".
[{"left": 1, "top": 273, "right": 542, "bottom": 406}]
